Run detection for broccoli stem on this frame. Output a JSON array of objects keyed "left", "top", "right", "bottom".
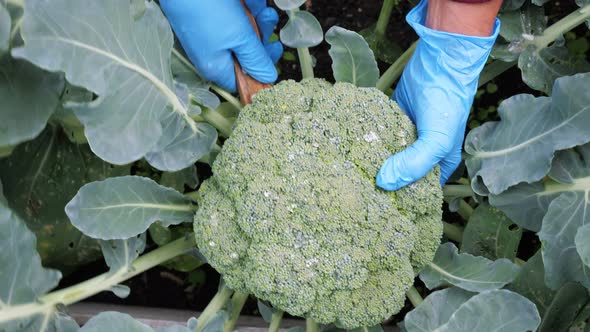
[
  {"left": 298, "top": 48, "right": 315, "bottom": 79},
  {"left": 442, "top": 185, "right": 473, "bottom": 199},
  {"left": 375, "top": 0, "right": 396, "bottom": 38},
  {"left": 222, "top": 292, "right": 249, "bottom": 332},
  {"left": 268, "top": 310, "right": 284, "bottom": 332},
  {"left": 306, "top": 318, "right": 321, "bottom": 332},
  {"left": 195, "top": 285, "right": 234, "bottom": 332},
  {"left": 199, "top": 107, "right": 234, "bottom": 138},
  {"left": 375, "top": 41, "right": 417, "bottom": 92},
  {"left": 443, "top": 222, "right": 464, "bottom": 243},
  {"left": 406, "top": 286, "right": 424, "bottom": 307},
  {"left": 171, "top": 48, "right": 242, "bottom": 110},
  {"left": 532, "top": 4, "right": 590, "bottom": 50},
  {"left": 0, "top": 235, "right": 196, "bottom": 324},
  {"left": 456, "top": 200, "right": 474, "bottom": 220}
]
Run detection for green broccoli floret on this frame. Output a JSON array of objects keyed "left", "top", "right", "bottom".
[{"left": 194, "top": 79, "right": 443, "bottom": 329}]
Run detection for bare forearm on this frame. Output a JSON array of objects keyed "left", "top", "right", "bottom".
[{"left": 426, "top": 0, "right": 502, "bottom": 36}]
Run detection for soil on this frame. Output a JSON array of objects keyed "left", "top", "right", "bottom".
[{"left": 59, "top": 0, "right": 584, "bottom": 328}]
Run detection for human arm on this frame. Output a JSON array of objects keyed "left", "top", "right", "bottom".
[
  {"left": 160, "top": 0, "right": 283, "bottom": 92},
  {"left": 376, "top": 0, "right": 502, "bottom": 191}
]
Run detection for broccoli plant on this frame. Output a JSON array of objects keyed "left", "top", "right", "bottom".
[{"left": 1, "top": 0, "right": 590, "bottom": 331}]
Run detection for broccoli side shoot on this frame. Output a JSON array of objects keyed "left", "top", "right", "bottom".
[{"left": 194, "top": 79, "right": 443, "bottom": 329}]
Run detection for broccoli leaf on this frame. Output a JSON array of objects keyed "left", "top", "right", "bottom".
[
  {"left": 0, "top": 127, "right": 130, "bottom": 269},
  {"left": 0, "top": 57, "right": 64, "bottom": 147},
  {"left": 65, "top": 176, "right": 194, "bottom": 240},
  {"left": 79, "top": 312, "right": 153, "bottom": 332},
  {"left": 0, "top": 201, "right": 62, "bottom": 331},
  {"left": 508, "top": 251, "right": 589, "bottom": 332},
  {"left": 420, "top": 242, "right": 520, "bottom": 292},
  {"left": 404, "top": 288, "right": 540, "bottom": 332},
  {"left": 326, "top": 26, "right": 380, "bottom": 88},
  {"left": 12, "top": 0, "right": 216, "bottom": 168},
  {"left": 0, "top": 2, "right": 9, "bottom": 53},
  {"left": 160, "top": 166, "right": 199, "bottom": 192},
  {"left": 100, "top": 234, "right": 146, "bottom": 273},
  {"left": 465, "top": 73, "right": 590, "bottom": 195},
  {"left": 576, "top": 223, "right": 590, "bottom": 268},
  {"left": 461, "top": 205, "right": 522, "bottom": 261},
  {"left": 280, "top": 10, "right": 323, "bottom": 48}
]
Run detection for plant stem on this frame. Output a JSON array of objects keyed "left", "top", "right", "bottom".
[
  {"left": 298, "top": 48, "right": 315, "bottom": 79},
  {"left": 533, "top": 4, "right": 590, "bottom": 50},
  {"left": 443, "top": 222, "right": 464, "bottom": 243},
  {"left": 223, "top": 292, "right": 249, "bottom": 332},
  {"left": 171, "top": 49, "right": 242, "bottom": 110},
  {"left": 478, "top": 60, "right": 516, "bottom": 88},
  {"left": 268, "top": 311, "right": 284, "bottom": 332},
  {"left": 306, "top": 318, "right": 321, "bottom": 332},
  {"left": 0, "top": 235, "right": 196, "bottom": 323},
  {"left": 443, "top": 185, "right": 474, "bottom": 199},
  {"left": 185, "top": 190, "right": 199, "bottom": 201},
  {"left": 375, "top": 0, "right": 396, "bottom": 38},
  {"left": 195, "top": 286, "right": 234, "bottom": 332},
  {"left": 406, "top": 286, "right": 424, "bottom": 307},
  {"left": 376, "top": 41, "right": 417, "bottom": 92},
  {"left": 457, "top": 200, "right": 474, "bottom": 220},
  {"left": 515, "top": 258, "right": 526, "bottom": 267},
  {"left": 200, "top": 108, "right": 234, "bottom": 138},
  {"left": 6, "top": 0, "right": 23, "bottom": 7}
]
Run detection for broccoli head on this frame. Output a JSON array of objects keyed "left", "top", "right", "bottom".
[{"left": 194, "top": 79, "right": 443, "bottom": 329}]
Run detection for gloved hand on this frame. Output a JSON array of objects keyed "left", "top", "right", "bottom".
[
  {"left": 376, "top": 0, "right": 500, "bottom": 191},
  {"left": 160, "top": 0, "right": 283, "bottom": 92}
]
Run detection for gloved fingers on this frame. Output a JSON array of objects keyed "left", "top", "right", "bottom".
[
  {"left": 376, "top": 132, "right": 452, "bottom": 191},
  {"left": 439, "top": 146, "right": 463, "bottom": 186},
  {"left": 255, "top": 7, "right": 280, "bottom": 44},
  {"left": 265, "top": 41, "right": 284, "bottom": 63},
  {"left": 243, "top": 0, "right": 266, "bottom": 17},
  {"left": 195, "top": 51, "right": 237, "bottom": 92},
  {"left": 232, "top": 34, "right": 278, "bottom": 84}
]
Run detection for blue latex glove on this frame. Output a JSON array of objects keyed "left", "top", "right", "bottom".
[
  {"left": 160, "top": 0, "right": 283, "bottom": 92},
  {"left": 376, "top": 0, "right": 500, "bottom": 191}
]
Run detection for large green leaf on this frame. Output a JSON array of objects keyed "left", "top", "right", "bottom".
[
  {"left": 280, "top": 10, "right": 323, "bottom": 48},
  {"left": 0, "top": 202, "right": 62, "bottom": 331},
  {"left": 465, "top": 73, "right": 590, "bottom": 195},
  {"left": 404, "top": 288, "right": 474, "bottom": 332},
  {"left": 461, "top": 205, "right": 522, "bottom": 261},
  {"left": 65, "top": 176, "right": 194, "bottom": 240},
  {"left": 539, "top": 190, "right": 590, "bottom": 289},
  {"left": 325, "top": 26, "right": 379, "bottom": 88},
  {"left": 79, "top": 312, "right": 153, "bottom": 332},
  {"left": 0, "top": 3, "right": 9, "bottom": 53},
  {"left": 519, "top": 44, "right": 590, "bottom": 95},
  {"left": 509, "top": 251, "right": 589, "bottom": 332},
  {"left": 420, "top": 242, "right": 520, "bottom": 292},
  {"left": 0, "top": 127, "right": 129, "bottom": 270},
  {"left": 576, "top": 223, "right": 590, "bottom": 268},
  {"left": 404, "top": 288, "right": 540, "bottom": 332},
  {"left": 0, "top": 57, "right": 64, "bottom": 147},
  {"left": 495, "top": 3, "right": 590, "bottom": 94},
  {"left": 490, "top": 143, "right": 590, "bottom": 234},
  {"left": 12, "top": 0, "right": 216, "bottom": 169},
  {"left": 160, "top": 166, "right": 199, "bottom": 193}
]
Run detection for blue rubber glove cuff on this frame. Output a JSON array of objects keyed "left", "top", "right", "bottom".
[{"left": 376, "top": 0, "right": 500, "bottom": 191}]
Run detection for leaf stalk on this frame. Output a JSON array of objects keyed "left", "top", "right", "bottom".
[{"left": 376, "top": 41, "right": 417, "bottom": 92}]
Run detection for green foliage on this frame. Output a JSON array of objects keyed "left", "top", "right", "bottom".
[
  {"left": 404, "top": 288, "right": 540, "bottom": 332},
  {"left": 194, "top": 79, "right": 443, "bottom": 329},
  {"left": 465, "top": 73, "right": 590, "bottom": 195},
  {"left": 65, "top": 176, "right": 194, "bottom": 240},
  {"left": 420, "top": 242, "right": 520, "bottom": 292},
  {"left": 325, "top": 27, "right": 380, "bottom": 87},
  {"left": 280, "top": 10, "right": 323, "bottom": 48}
]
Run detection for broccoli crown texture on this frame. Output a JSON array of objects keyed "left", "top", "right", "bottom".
[{"left": 194, "top": 79, "right": 443, "bottom": 328}]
